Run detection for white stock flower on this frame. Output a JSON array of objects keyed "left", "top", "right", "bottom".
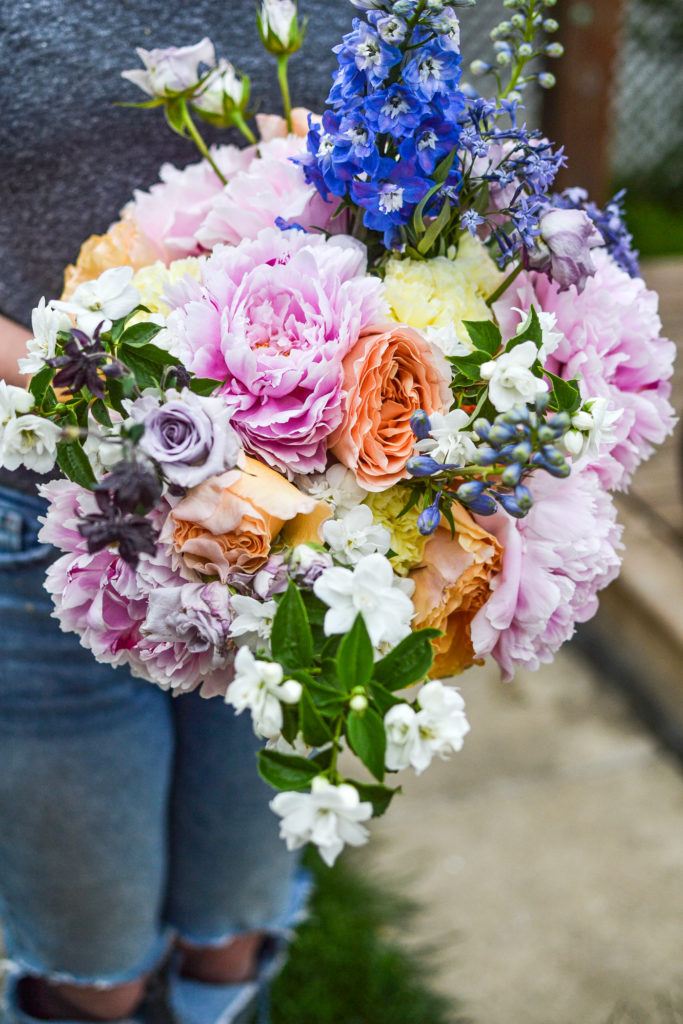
[
  {"left": 18, "top": 298, "right": 72, "bottom": 376},
  {"left": 228, "top": 596, "right": 278, "bottom": 650},
  {"left": 0, "top": 381, "right": 33, "bottom": 423},
  {"left": 415, "top": 409, "right": 477, "bottom": 466},
  {"left": 121, "top": 38, "right": 216, "bottom": 98},
  {"left": 53, "top": 267, "right": 140, "bottom": 335},
  {"left": 513, "top": 306, "right": 564, "bottom": 362},
  {"left": 297, "top": 463, "right": 368, "bottom": 513},
  {"left": 384, "top": 682, "right": 470, "bottom": 776},
  {"left": 480, "top": 340, "right": 548, "bottom": 412},
  {"left": 423, "top": 324, "right": 470, "bottom": 361},
  {"left": 0, "top": 414, "right": 61, "bottom": 474},
  {"left": 565, "top": 396, "right": 623, "bottom": 459},
  {"left": 82, "top": 420, "right": 123, "bottom": 480},
  {"left": 322, "top": 505, "right": 391, "bottom": 566},
  {"left": 270, "top": 776, "right": 372, "bottom": 866},
  {"left": 313, "top": 553, "right": 414, "bottom": 649},
  {"left": 225, "top": 646, "right": 301, "bottom": 739}
]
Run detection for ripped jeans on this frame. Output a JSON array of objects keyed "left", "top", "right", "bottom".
[{"left": 0, "top": 487, "right": 296, "bottom": 992}]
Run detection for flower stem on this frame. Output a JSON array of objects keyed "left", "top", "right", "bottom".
[
  {"left": 231, "top": 111, "right": 257, "bottom": 145},
  {"left": 486, "top": 261, "right": 523, "bottom": 307},
  {"left": 277, "top": 55, "right": 293, "bottom": 134},
  {"left": 181, "top": 104, "right": 228, "bottom": 185}
]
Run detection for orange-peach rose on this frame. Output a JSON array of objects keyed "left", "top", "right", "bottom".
[
  {"left": 330, "top": 325, "right": 450, "bottom": 491},
  {"left": 410, "top": 504, "right": 503, "bottom": 676},
  {"left": 62, "top": 210, "right": 158, "bottom": 299},
  {"left": 255, "top": 107, "right": 319, "bottom": 141},
  {"left": 163, "top": 457, "right": 326, "bottom": 582}
]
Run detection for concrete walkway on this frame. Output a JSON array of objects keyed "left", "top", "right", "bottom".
[{"left": 358, "top": 260, "right": 683, "bottom": 1024}]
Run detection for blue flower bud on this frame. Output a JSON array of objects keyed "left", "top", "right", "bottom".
[
  {"left": 465, "top": 493, "right": 498, "bottom": 516},
  {"left": 456, "top": 480, "right": 485, "bottom": 502},
  {"left": 406, "top": 455, "right": 442, "bottom": 477},
  {"left": 540, "top": 445, "right": 566, "bottom": 467},
  {"left": 410, "top": 409, "right": 432, "bottom": 441},
  {"left": 534, "top": 393, "right": 550, "bottom": 414},
  {"left": 503, "top": 406, "right": 531, "bottom": 425},
  {"left": 472, "top": 445, "right": 499, "bottom": 466},
  {"left": 512, "top": 440, "right": 533, "bottom": 463},
  {"left": 501, "top": 462, "right": 523, "bottom": 487},
  {"left": 514, "top": 484, "right": 533, "bottom": 511},
  {"left": 488, "top": 422, "right": 519, "bottom": 446},
  {"left": 418, "top": 503, "right": 441, "bottom": 536},
  {"left": 473, "top": 418, "right": 492, "bottom": 441},
  {"left": 495, "top": 491, "right": 526, "bottom": 518},
  {"left": 537, "top": 424, "right": 555, "bottom": 444},
  {"left": 547, "top": 411, "right": 571, "bottom": 434}
]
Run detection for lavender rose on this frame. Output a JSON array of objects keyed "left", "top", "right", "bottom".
[
  {"left": 524, "top": 207, "right": 604, "bottom": 293},
  {"left": 129, "top": 388, "right": 242, "bottom": 487}
]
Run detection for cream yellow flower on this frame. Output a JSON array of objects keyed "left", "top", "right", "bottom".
[
  {"left": 62, "top": 210, "right": 159, "bottom": 299},
  {"left": 365, "top": 486, "right": 426, "bottom": 577},
  {"left": 383, "top": 235, "right": 503, "bottom": 352},
  {"left": 132, "top": 258, "right": 202, "bottom": 318}
]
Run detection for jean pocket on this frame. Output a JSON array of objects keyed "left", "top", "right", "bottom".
[{"left": 0, "top": 488, "right": 52, "bottom": 568}]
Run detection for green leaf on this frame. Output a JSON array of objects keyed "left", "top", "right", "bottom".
[
  {"left": 369, "top": 681, "right": 403, "bottom": 717},
  {"left": 301, "top": 589, "right": 326, "bottom": 628},
  {"left": 372, "top": 629, "right": 440, "bottom": 692},
  {"left": 118, "top": 345, "right": 164, "bottom": 389},
  {"left": 119, "top": 322, "right": 163, "bottom": 348},
  {"left": 336, "top": 614, "right": 374, "bottom": 693},
  {"left": 299, "top": 688, "right": 334, "bottom": 747},
  {"left": 462, "top": 319, "right": 502, "bottom": 356},
  {"left": 164, "top": 97, "right": 189, "bottom": 136},
  {"left": 417, "top": 198, "right": 452, "bottom": 256},
  {"left": 29, "top": 366, "right": 56, "bottom": 410},
  {"left": 90, "top": 398, "right": 113, "bottom": 428},
  {"left": 448, "top": 357, "right": 486, "bottom": 382},
  {"left": 346, "top": 707, "right": 386, "bottom": 782},
  {"left": 506, "top": 305, "right": 543, "bottom": 351},
  {"left": 546, "top": 371, "right": 581, "bottom": 413},
  {"left": 189, "top": 377, "right": 221, "bottom": 397},
  {"left": 350, "top": 780, "right": 401, "bottom": 818},
  {"left": 257, "top": 750, "right": 319, "bottom": 792},
  {"left": 56, "top": 441, "right": 96, "bottom": 489},
  {"left": 270, "top": 582, "right": 314, "bottom": 669}
]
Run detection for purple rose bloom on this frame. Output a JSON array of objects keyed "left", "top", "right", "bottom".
[
  {"left": 129, "top": 388, "right": 242, "bottom": 488},
  {"left": 525, "top": 207, "right": 604, "bottom": 293}
]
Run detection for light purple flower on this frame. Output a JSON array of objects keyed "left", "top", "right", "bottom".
[
  {"left": 164, "top": 227, "right": 386, "bottom": 474},
  {"left": 121, "top": 39, "right": 216, "bottom": 98},
  {"left": 470, "top": 467, "right": 623, "bottom": 681},
  {"left": 524, "top": 207, "right": 604, "bottom": 293},
  {"left": 128, "top": 388, "right": 242, "bottom": 488},
  {"left": 495, "top": 249, "right": 677, "bottom": 489}
]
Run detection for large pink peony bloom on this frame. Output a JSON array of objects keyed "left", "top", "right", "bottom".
[
  {"left": 165, "top": 227, "right": 387, "bottom": 474},
  {"left": 38, "top": 480, "right": 232, "bottom": 696},
  {"left": 128, "top": 144, "right": 254, "bottom": 262},
  {"left": 495, "top": 249, "right": 676, "bottom": 490},
  {"left": 470, "top": 468, "right": 623, "bottom": 681}
]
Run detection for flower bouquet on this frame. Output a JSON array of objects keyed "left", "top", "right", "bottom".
[{"left": 2, "top": 0, "right": 675, "bottom": 867}]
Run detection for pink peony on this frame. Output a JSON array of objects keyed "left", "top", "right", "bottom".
[
  {"left": 128, "top": 144, "right": 254, "bottom": 262},
  {"left": 38, "top": 480, "right": 230, "bottom": 696},
  {"left": 164, "top": 227, "right": 387, "bottom": 474},
  {"left": 495, "top": 249, "right": 676, "bottom": 489},
  {"left": 195, "top": 135, "right": 339, "bottom": 248},
  {"left": 470, "top": 467, "right": 623, "bottom": 681}
]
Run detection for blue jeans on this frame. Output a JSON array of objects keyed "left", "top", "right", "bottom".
[{"left": 0, "top": 487, "right": 297, "bottom": 991}]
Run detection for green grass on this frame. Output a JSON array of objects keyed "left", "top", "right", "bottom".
[{"left": 271, "top": 851, "right": 473, "bottom": 1024}]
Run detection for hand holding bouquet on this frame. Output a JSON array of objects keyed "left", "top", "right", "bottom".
[{"left": 2, "top": 0, "right": 675, "bottom": 867}]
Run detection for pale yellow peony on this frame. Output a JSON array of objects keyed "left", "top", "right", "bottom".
[
  {"left": 365, "top": 486, "right": 426, "bottom": 577},
  {"left": 383, "top": 234, "right": 503, "bottom": 349},
  {"left": 132, "top": 258, "right": 202, "bottom": 318}
]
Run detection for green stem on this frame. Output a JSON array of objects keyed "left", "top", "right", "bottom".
[
  {"left": 231, "top": 110, "right": 257, "bottom": 145},
  {"left": 277, "top": 55, "right": 293, "bottom": 133},
  {"left": 486, "top": 261, "right": 523, "bottom": 307},
  {"left": 181, "top": 104, "right": 228, "bottom": 185}
]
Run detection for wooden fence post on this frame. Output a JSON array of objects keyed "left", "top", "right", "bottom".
[{"left": 542, "top": 0, "right": 624, "bottom": 204}]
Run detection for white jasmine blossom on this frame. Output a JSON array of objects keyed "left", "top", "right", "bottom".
[
  {"left": 121, "top": 39, "right": 216, "bottom": 98},
  {"left": 512, "top": 306, "right": 564, "bottom": 362},
  {"left": 53, "top": 267, "right": 140, "bottom": 336},
  {"left": 266, "top": 731, "right": 310, "bottom": 757},
  {"left": 270, "top": 776, "right": 372, "bottom": 866},
  {"left": 0, "top": 381, "right": 34, "bottom": 423},
  {"left": 415, "top": 409, "right": 477, "bottom": 466},
  {"left": 480, "top": 340, "right": 548, "bottom": 412},
  {"left": 322, "top": 505, "right": 391, "bottom": 566},
  {"left": 424, "top": 324, "right": 471, "bottom": 361},
  {"left": 228, "top": 596, "right": 278, "bottom": 650},
  {"left": 313, "top": 553, "right": 414, "bottom": 649},
  {"left": 564, "top": 396, "right": 622, "bottom": 459},
  {"left": 0, "top": 414, "right": 61, "bottom": 474},
  {"left": 18, "top": 298, "right": 72, "bottom": 376},
  {"left": 225, "top": 646, "right": 301, "bottom": 739}
]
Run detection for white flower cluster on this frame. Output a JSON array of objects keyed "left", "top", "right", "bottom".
[
  {"left": 0, "top": 381, "right": 61, "bottom": 475},
  {"left": 384, "top": 680, "right": 470, "bottom": 774},
  {"left": 414, "top": 408, "right": 477, "bottom": 467},
  {"left": 224, "top": 646, "right": 301, "bottom": 739},
  {"left": 270, "top": 777, "right": 373, "bottom": 867}
]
